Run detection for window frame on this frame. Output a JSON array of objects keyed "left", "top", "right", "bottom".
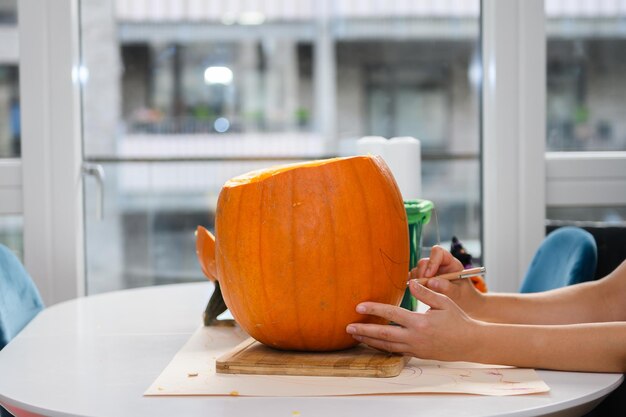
[
  {"left": 481, "top": 0, "right": 546, "bottom": 292},
  {"left": 546, "top": 152, "right": 626, "bottom": 207},
  {"left": 0, "top": 160, "right": 21, "bottom": 215},
  {"left": 18, "top": 0, "right": 85, "bottom": 305}
]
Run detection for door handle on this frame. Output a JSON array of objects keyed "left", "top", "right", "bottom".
[{"left": 81, "top": 163, "right": 105, "bottom": 220}]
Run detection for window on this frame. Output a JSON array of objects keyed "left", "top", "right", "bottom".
[
  {"left": 0, "top": 65, "right": 19, "bottom": 158},
  {"left": 0, "top": 0, "right": 21, "bottom": 259},
  {"left": 79, "top": 0, "right": 482, "bottom": 293},
  {"left": 546, "top": 0, "right": 626, "bottom": 226}
]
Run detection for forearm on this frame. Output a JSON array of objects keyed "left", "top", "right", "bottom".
[
  {"left": 472, "top": 280, "right": 610, "bottom": 325},
  {"left": 472, "top": 260, "right": 626, "bottom": 325},
  {"left": 469, "top": 321, "right": 626, "bottom": 372}
]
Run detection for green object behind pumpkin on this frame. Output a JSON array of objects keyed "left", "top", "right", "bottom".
[{"left": 400, "top": 199, "right": 434, "bottom": 311}]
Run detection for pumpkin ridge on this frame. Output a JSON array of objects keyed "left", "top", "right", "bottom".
[
  {"left": 373, "top": 156, "right": 407, "bottom": 222},
  {"left": 370, "top": 156, "right": 409, "bottom": 294},
  {"left": 289, "top": 170, "right": 309, "bottom": 350},
  {"left": 257, "top": 180, "right": 278, "bottom": 347},
  {"left": 217, "top": 188, "right": 242, "bottom": 326},
  {"left": 348, "top": 157, "right": 375, "bottom": 313},
  {"left": 234, "top": 186, "right": 264, "bottom": 342},
  {"left": 233, "top": 186, "right": 256, "bottom": 340},
  {"left": 322, "top": 164, "right": 343, "bottom": 349}
]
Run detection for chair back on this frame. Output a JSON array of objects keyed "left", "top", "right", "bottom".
[
  {"left": 519, "top": 226, "right": 597, "bottom": 293},
  {"left": 0, "top": 244, "right": 44, "bottom": 349}
]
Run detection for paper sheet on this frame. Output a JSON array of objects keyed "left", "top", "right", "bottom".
[{"left": 145, "top": 326, "right": 550, "bottom": 397}]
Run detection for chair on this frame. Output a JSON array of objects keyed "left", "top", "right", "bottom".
[
  {"left": 0, "top": 244, "right": 44, "bottom": 350},
  {"left": 519, "top": 226, "right": 598, "bottom": 293}
]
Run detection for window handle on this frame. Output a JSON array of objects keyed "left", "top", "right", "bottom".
[{"left": 81, "top": 163, "right": 105, "bottom": 220}]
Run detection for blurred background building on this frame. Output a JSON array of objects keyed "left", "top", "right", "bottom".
[{"left": 1, "top": 0, "right": 625, "bottom": 294}]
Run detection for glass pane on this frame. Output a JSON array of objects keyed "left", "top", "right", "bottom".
[
  {"left": 80, "top": 1, "right": 481, "bottom": 294},
  {"left": 0, "top": 65, "right": 19, "bottom": 157},
  {"left": 0, "top": 0, "right": 19, "bottom": 158},
  {"left": 0, "top": 215, "right": 23, "bottom": 262},
  {"left": 0, "top": 0, "right": 16, "bottom": 24},
  {"left": 422, "top": 160, "right": 482, "bottom": 262},
  {"left": 546, "top": 1, "right": 626, "bottom": 151},
  {"left": 84, "top": 161, "right": 300, "bottom": 293}
]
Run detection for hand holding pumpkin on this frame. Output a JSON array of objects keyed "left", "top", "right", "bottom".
[
  {"left": 346, "top": 281, "right": 484, "bottom": 363},
  {"left": 409, "top": 245, "right": 486, "bottom": 317}
]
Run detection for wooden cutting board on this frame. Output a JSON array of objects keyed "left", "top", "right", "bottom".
[{"left": 216, "top": 338, "right": 409, "bottom": 378}]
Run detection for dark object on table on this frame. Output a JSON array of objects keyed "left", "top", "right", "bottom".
[
  {"left": 203, "top": 281, "right": 234, "bottom": 327},
  {"left": 450, "top": 236, "right": 473, "bottom": 268}
]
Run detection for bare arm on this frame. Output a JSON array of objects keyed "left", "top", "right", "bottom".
[
  {"left": 347, "top": 282, "right": 626, "bottom": 372},
  {"left": 474, "top": 321, "right": 626, "bottom": 372},
  {"left": 415, "top": 246, "right": 626, "bottom": 325},
  {"left": 470, "top": 278, "right": 615, "bottom": 324}
]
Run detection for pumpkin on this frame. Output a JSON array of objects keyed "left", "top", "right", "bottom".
[{"left": 197, "top": 155, "right": 409, "bottom": 351}]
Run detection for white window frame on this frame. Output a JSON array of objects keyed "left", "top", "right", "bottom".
[
  {"left": 0, "top": 160, "right": 21, "bottom": 215},
  {"left": 482, "top": 0, "right": 546, "bottom": 292},
  {"left": 18, "top": 0, "right": 85, "bottom": 305},
  {"left": 546, "top": 152, "right": 626, "bottom": 207}
]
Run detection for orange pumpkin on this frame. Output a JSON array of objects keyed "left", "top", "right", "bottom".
[{"left": 197, "top": 155, "right": 409, "bottom": 351}]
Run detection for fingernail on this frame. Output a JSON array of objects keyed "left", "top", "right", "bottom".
[
  {"left": 425, "top": 265, "right": 433, "bottom": 275},
  {"left": 356, "top": 304, "right": 367, "bottom": 313},
  {"left": 346, "top": 325, "right": 356, "bottom": 334},
  {"left": 353, "top": 335, "right": 363, "bottom": 342}
]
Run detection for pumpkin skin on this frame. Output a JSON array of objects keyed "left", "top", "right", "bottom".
[{"left": 212, "top": 155, "right": 408, "bottom": 351}]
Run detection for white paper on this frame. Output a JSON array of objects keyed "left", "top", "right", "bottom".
[{"left": 145, "top": 326, "right": 550, "bottom": 397}]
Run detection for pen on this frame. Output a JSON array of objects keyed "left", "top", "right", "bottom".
[{"left": 407, "top": 266, "right": 486, "bottom": 286}]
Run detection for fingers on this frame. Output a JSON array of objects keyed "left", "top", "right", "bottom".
[
  {"left": 425, "top": 277, "right": 452, "bottom": 293},
  {"left": 408, "top": 280, "right": 451, "bottom": 310},
  {"left": 346, "top": 321, "right": 414, "bottom": 354},
  {"left": 409, "top": 258, "right": 430, "bottom": 280},
  {"left": 354, "top": 302, "right": 413, "bottom": 327},
  {"left": 409, "top": 245, "right": 463, "bottom": 280},
  {"left": 428, "top": 245, "right": 466, "bottom": 275},
  {"left": 349, "top": 334, "right": 413, "bottom": 354},
  {"left": 425, "top": 245, "right": 447, "bottom": 276},
  {"left": 346, "top": 322, "right": 408, "bottom": 344}
]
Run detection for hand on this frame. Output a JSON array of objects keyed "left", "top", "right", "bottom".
[
  {"left": 346, "top": 281, "right": 483, "bottom": 362},
  {"left": 409, "top": 244, "right": 463, "bottom": 279},
  {"left": 409, "top": 245, "right": 485, "bottom": 317}
]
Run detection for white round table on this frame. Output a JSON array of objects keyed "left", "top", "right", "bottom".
[{"left": 0, "top": 282, "right": 622, "bottom": 417}]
